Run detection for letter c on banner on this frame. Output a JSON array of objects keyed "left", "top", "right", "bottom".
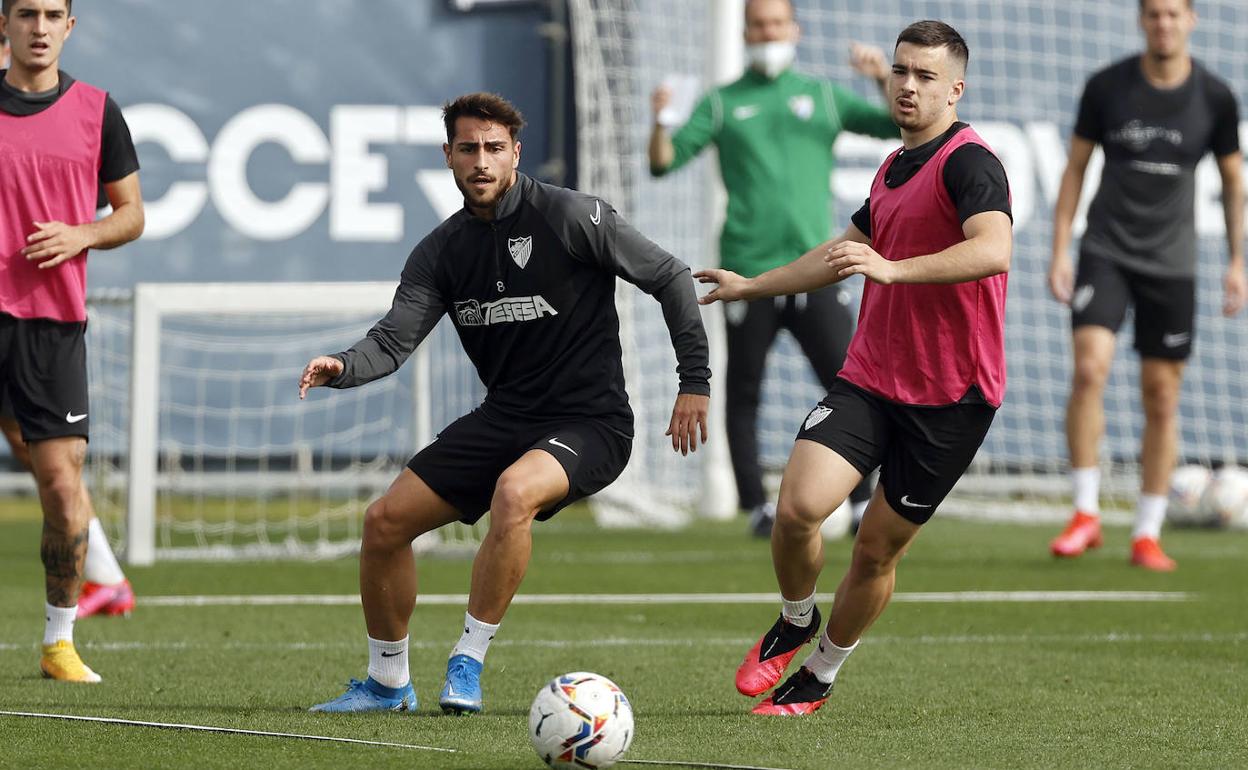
[{"left": 208, "top": 104, "right": 331, "bottom": 241}]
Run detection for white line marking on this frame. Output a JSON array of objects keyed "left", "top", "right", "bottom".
[
  {"left": 623, "top": 759, "right": 794, "bottom": 770},
  {"left": 4, "top": 631, "right": 1241, "bottom": 654},
  {"left": 137, "top": 590, "right": 1191, "bottom": 607},
  {"left": 0, "top": 711, "right": 456, "bottom": 753}
]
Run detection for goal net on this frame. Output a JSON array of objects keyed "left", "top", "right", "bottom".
[
  {"left": 569, "top": 0, "right": 1248, "bottom": 524},
  {"left": 86, "top": 284, "right": 485, "bottom": 563}
]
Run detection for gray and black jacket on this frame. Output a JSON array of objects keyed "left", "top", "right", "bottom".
[{"left": 329, "top": 173, "right": 710, "bottom": 433}]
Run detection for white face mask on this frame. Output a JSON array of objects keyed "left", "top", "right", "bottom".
[{"left": 745, "top": 41, "right": 796, "bottom": 79}]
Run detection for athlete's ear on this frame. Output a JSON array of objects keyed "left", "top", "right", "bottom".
[
  {"left": 513, "top": 139, "right": 521, "bottom": 167},
  {"left": 443, "top": 143, "right": 452, "bottom": 168},
  {"left": 948, "top": 78, "right": 964, "bottom": 107}
]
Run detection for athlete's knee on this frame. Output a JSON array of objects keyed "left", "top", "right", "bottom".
[
  {"left": 1141, "top": 378, "right": 1180, "bottom": 422},
  {"left": 849, "top": 530, "right": 904, "bottom": 578},
  {"left": 490, "top": 472, "right": 540, "bottom": 532},
  {"left": 37, "top": 476, "right": 83, "bottom": 530},
  {"left": 774, "top": 494, "right": 825, "bottom": 534},
  {"left": 1071, "top": 354, "right": 1110, "bottom": 392},
  {"left": 362, "top": 496, "right": 412, "bottom": 551}
]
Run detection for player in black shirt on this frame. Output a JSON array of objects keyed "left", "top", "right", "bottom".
[
  {"left": 302, "top": 93, "right": 711, "bottom": 714},
  {"left": 1048, "top": 0, "right": 1245, "bottom": 571}
]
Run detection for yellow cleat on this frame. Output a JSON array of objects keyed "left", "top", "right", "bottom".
[{"left": 40, "top": 640, "right": 102, "bottom": 683}]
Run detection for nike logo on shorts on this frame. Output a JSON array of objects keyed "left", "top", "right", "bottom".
[
  {"left": 65, "top": 412, "right": 88, "bottom": 424},
  {"left": 548, "top": 438, "right": 578, "bottom": 456},
  {"left": 1162, "top": 332, "right": 1190, "bottom": 348},
  {"left": 899, "top": 495, "right": 932, "bottom": 509}
]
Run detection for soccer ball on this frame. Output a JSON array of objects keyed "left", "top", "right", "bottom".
[
  {"left": 1198, "top": 466, "right": 1248, "bottom": 530},
  {"left": 1166, "top": 464, "right": 1213, "bottom": 526},
  {"left": 529, "top": 672, "right": 634, "bottom": 769}
]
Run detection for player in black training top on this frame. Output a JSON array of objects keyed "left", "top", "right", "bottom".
[
  {"left": 301, "top": 93, "right": 711, "bottom": 715},
  {"left": 1047, "top": 0, "right": 1245, "bottom": 571}
]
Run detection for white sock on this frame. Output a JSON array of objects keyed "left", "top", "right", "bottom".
[
  {"left": 451, "top": 612, "right": 499, "bottom": 663},
  {"left": 44, "top": 603, "right": 77, "bottom": 646},
  {"left": 781, "top": 591, "right": 817, "bottom": 628},
  {"left": 367, "top": 635, "right": 409, "bottom": 688},
  {"left": 801, "top": 632, "right": 858, "bottom": 685},
  {"left": 851, "top": 500, "right": 868, "bottom": 525},
  {"left": 1071, "top": 467, "right": 1101, "bottom": 515},
  {"left": 83, "top": 518, "right": 126, "bottom": 586},
  {"left": 1132, "top": 493, "right": 1168, "bottom": 541}
]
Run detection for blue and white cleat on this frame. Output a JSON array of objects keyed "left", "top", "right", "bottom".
[
  {"left": 309, "top": 677, "right": 417, "bottom": 713},
  {"left": 438, "top": 654, "right": 483, "bottom": 715}
]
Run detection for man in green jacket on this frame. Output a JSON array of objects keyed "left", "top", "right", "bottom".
[{"left": 649, "top": 0, "right": 899, "bottom": 536}]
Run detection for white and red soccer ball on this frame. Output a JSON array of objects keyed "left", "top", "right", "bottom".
[{"left": 529, "top": 672, "right": 634, "bottom": 769}]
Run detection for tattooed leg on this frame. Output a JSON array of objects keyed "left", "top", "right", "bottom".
[{"left": 31, "top": 438, "right": 90, "bottom": 608}]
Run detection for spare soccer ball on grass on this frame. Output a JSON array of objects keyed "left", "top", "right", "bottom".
[
  {"left": 1166, "top": 464, "right": 1213, "bottom": 526},
  {"left": 529, "top": 672, "right": 634, "bottom": 769},
  {"left": 1198, "top": 466, "right": 1248, "bottom": 530}
]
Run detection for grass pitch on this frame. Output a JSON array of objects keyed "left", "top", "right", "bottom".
[{"left": 0, "top": 498, "right": 1244, "bottom": 769}]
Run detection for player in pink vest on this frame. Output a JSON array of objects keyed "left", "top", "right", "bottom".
[
  {"left": 697, "top": 20, "right": 1012, "bottom": 716},
  {"left": 0, "top": 0, "right": 144, "bottom": 683}
]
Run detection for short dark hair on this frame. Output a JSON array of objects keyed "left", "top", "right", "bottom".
[
  {"left": 896, "top": 20, "right": 968, "bottom": 73},
  {"left": 1139, "top": 0, "right": 1193, "bottom": 9},
  {"left": 442, "top": 92, "right": 526, "bottom": 144},
  {"left": 2, "top": 0, "right": 74, "bottom": 16}
]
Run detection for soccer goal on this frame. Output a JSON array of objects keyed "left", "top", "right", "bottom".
[
  {"left": 87, "top": 283, "right": 485, "bottom": 565},
  {"left": 568, "top": 0, "right": 1248, "bottom": 524}
]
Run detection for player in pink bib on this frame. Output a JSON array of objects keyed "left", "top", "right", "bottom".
[
  {"left": 0, "top": 0, "right": 144, "bottom": 683},
  {"left": 697, "top": 20, "right": 1012, "bottom": 716}
]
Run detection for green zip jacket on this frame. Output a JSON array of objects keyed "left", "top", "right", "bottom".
[{"left": 654, "top": 68, "right": 899, "bottom": 277}]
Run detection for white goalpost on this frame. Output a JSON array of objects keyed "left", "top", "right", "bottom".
[{"left": 87, "top": 283, "right": 485, "bottom": 565}]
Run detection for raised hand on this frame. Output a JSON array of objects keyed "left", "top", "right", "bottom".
[
  {"left": 298, "top": 356, "right": 345, "bottom": 399},
  {"left": 694, "top": 268, "right": 749, "bottom": 304}
]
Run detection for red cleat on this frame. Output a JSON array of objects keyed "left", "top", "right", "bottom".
[
  {"left": 1050, "top": 511, "right": 1103, "bottom": 558},
  {"left": 1130, "top": 537, "right": 1176, "bottom": 572},
  {"left": 77, "top": 579, "right": 136, "bottom": 619},
  {"left": 751, "top": 667, "right": 832, "bottom": 716},
  {"left": 736, "top": 607, "right": 821, "bottom": 697}
]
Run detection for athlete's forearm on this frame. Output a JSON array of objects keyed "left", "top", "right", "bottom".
[
  {"left": 744, "top": 228, "right": 862, "bottom": 299},
  {"left": 648, "top": 125, "right": 674, "bottom": 175},
  {"left": 891, "top": 214, "right": 1012, "bottom": 284},
  {"left": 1051, "top": 164, "right": 1084, "bottom": 264},
  {"left": 81, "top": 200, "right": 144, "bottom": 250},
  {"left": 1219, "top": 154, "right": 1244, "bottom": 262},
  {"left": 652, "top": 272, "right": 711, "bottom": 395},
  {"left": 744, "top": 251, "right": 838, "bottom": 299}
]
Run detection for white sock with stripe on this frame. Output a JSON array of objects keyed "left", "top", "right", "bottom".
[
  {"left": 451, "top": 612, "right": 499, "bottom": 663},
  {"left": 44, "top": 603, "right": 77, "bottom": 646},
  {"left": 781, "top": 591, "right": 817, "bottom": 628},
  {"left": 367, "top": 635, "right": 409, "bottom": 688},
  {"left": 801, "top": 632, "right": 858, "bottom": 685}
]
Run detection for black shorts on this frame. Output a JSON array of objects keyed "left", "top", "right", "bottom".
[
  {"left": 407, "top": 409, "right": 633, "bottom": 525},
  {"left": 1071, "top": 251, "right": 1196, "bottom": 360},
  {"left": 0, "top": 313, "right": 90, "bottom": 442},
  {"left": 795, "top": 378, "right": 996, "bottom": 525}
]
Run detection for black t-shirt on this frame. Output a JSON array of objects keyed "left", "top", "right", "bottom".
[
  {"left": 851, "top": 122, "right": 1012, "bottom": 238},
  {"left": 0, "top": 70, "right": 140, "bottom": 208},
  {"left": 1076, "top": 56, "right": 1239, "bottom": 277}
]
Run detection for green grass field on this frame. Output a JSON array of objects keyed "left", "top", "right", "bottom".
[{"left": 1, "top": 498, "right": 1245, "bottom": 769}]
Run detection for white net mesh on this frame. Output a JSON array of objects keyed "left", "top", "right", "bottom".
[
  {"left": 86, "top": 289, "right": 485, "bottom": 561},
  {"left": 569, "top": 0, "right": 1248, "bottom": 523}
]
